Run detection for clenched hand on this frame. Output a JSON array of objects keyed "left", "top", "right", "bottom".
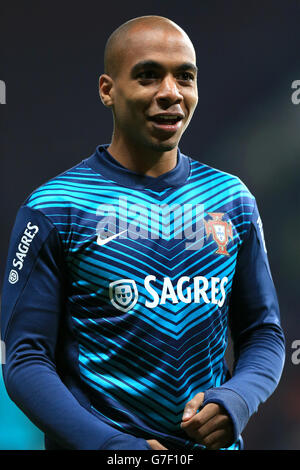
[{"left": 181, "top": 392, "right": 234, "bottom": 450}]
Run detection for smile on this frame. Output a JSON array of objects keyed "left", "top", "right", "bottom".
[{"left": 148, "top": 114, "right": 184, "bottom": 133}]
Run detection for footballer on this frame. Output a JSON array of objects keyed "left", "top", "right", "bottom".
[{"left": 1, "top": 16, "right": 285, "bottom": 450}]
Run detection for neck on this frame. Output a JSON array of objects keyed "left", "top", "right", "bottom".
[{"left": 107, "top": 136, "right": 178, "bottom": 177}]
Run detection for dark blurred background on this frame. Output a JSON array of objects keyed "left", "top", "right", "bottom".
[{"left": 1, "top": 0, "right": 300, "bottom": 450}]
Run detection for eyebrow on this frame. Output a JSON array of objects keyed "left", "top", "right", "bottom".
[{"left": 131, "top": 60, "right": 198, "bottom": 76}]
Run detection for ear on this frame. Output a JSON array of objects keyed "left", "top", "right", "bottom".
[{"left": 99, "top": 74, "right": 114, "bottom": 107}]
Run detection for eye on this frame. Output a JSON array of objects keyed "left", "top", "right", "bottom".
[
  {"left": 177, "top": 72, "right": 195, "bottom": 82},
  {"left": 137, "top": 70, "right": 159, "bottom": 81}
]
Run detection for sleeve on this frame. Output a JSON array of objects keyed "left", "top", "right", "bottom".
[
  {"left": 202, "top": 200, "right": 285, "bottom": 444},
  {"left": 0, "top": 205, "right": 151, "bottom": 450}
]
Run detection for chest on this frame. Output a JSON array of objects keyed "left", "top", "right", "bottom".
[{"left": 63, "top": 191, "right": 242, "bottom": 313}]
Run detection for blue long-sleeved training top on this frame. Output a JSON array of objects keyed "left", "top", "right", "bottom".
[{"left": 1, "top": 145, "right": 285, "bottom": 450}]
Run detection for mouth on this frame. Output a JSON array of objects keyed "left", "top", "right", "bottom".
[{"left": 148, "top": 114, "right": 184, "bottom": 133}]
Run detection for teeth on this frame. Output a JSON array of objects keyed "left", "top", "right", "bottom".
[{"left": 159, "top": 115, "right": 178, "bottom": 120}]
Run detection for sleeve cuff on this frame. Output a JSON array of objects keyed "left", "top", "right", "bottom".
[{"left": 203, "top": 387, "right": 250, "bottom": 443}]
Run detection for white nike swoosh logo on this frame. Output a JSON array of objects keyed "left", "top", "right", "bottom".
[{"left": 97, "top": 229, "right": 127, "bottom": 246}]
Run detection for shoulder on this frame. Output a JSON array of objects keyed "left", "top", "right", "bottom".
[
  {"left": 188, "top": 156, "right": 250, "bottom": 190},
  {"left": 187, "top": 155, "right": 255, "bottom": 204},
  {"left": 186, "top": 155, "right": 257, "bottom": 244},
  {"left": 24, "top": 159, "right": 97, "bottom": 213}
]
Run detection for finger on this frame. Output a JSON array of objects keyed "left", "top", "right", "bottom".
[
  {"left": 196, "top": 403, "right": 221, "bottom": 425},
  {"left": 147, "top": 439, "right": 168, "bottom": 450},
  {"left": 202, "top": 429, "right": 232, "bottom": 450},
  {"left": 154, "top": 440, "right": 168, "bottom": 450},
  {"left": 181, "top": 413, "right": 227, "bottom": 443},
  {"left": 159, "top": 444, "right": 168, "bottom": 450},
  {"left": 181, "top": 403, "right": 220, "bottom": 431},
  {"left": 194, "top": 413, "right": 231, "bottom": 441},
  {"left": 181, "top": 392, "right": 204, "bottom": 421}
]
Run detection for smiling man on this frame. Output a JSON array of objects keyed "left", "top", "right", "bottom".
[
  {"left": 1, "top": 16, "right": 285, "bottom": 451},
  {"left": 100, "top": 17, "right": 198, "bottom": 175}
]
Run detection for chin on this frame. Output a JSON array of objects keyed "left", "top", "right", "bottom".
[{"left": 148, "top": 139, "right": 179, "bottom": 153}]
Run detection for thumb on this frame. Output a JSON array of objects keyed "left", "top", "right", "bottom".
[{"left": 182, "top": 392, "right": 205, "bottom": 421}]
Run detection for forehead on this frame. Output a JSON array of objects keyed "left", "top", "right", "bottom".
[{"left": 118, "top": 27, "right": 196, "bottom": 72}]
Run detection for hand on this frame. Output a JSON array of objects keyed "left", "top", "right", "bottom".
[
  {"left": 146, "top": 439, "right": 168, "bottom": 450},
  {"left": 180, "top": 392, "right": 234, "bottom": 450}
]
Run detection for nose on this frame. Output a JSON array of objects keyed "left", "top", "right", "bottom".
[{"left": 156, "top": 75, "right": 183, "bottom": 107}]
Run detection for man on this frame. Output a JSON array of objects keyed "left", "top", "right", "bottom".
[{"left": 1, "top": 16, "right": 285, "bottom": 451}]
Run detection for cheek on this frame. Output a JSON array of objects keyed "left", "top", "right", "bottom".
[
  {"left": 112, "top": 84, "right": 154, "bottom": 125},
  {"left": 185, "top": 89, "right": 198, "bottom": 111},
  {"left": 115, "top": 94, "right": 146, "bottom": 120}
]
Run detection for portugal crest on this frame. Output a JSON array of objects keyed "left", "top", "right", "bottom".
[
  {"left": 109, "top": 279, "right": 138, "bottom": 312},
  {"left": 205, "top": 213, "right": 233, "bottom": 256}
]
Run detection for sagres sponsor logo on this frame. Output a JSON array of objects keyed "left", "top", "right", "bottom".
[
  {"left": 9, "top": 221, "right": 39, "bottom": 283},
  {"left": 96, "top": 197, "right": 204, "bottom": 250},
  {"left": 109, "top": 279, "right": 138, "bottom": 312},
  {"left": 8, "top": 270, "right": 19, "bottom": 284},
  {"left": 109, "top": 275, "right": 228, "bottom": 312}
]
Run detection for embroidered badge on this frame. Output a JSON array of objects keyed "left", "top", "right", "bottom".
[{"left": 205, "top": 213, "right": 233, "bottom": 256}]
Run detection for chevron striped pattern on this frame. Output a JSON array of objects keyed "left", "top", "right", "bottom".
[{"left": 27, "top": 155, "right": 254, "bottom": 450}]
